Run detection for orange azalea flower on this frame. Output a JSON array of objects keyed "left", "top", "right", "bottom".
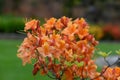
[
  {"left": 42, "top": 42, "right": 49, "bottom": 55},
  {"left": 55, "top": 19, "right": 64, "bottom": 30},
  {"left": 51, "top": 48, "right": 61, "bottom": 59},
  {"left": 27, "top": 32, "right": 37, "bottom": 44},
  {"left": 17, "top": 52, "right": 31, "bottom": 65},
  {"left": 63, "top": 68, "right": 73, "bottom": 80},
  {"left": 44, "top": 17, "right": 56, "bottom": 31},
  {"left": 85, "top": 60, "right": 98, "bottom": 79},
  {"left": 57, "top": 40, "right": 65, "bottom": 50},
  {"left": 74, "top": 18, "right": 88, "bottom": 28},
  {"left": 77, "top": 28, "right": 89, "bottom": 39},
  {"left": 25, "top": 19, "right": 39, "bottom": 31},
  {"left": 76, "top": 40, "right": 88, "bottom": 54},
  {"left": 74, "top": 60, "right": 99, "bottom": 79},
  {"left": 49, "top": 30, "right": 61, "bottom": 41},
  {"left": 37, "top": 42, "right": 52, "bottom": 57},
  {"left": 74, "top": 18, "right": 89, "bottom": 39},
  {"left": 62, "top": 22, "right": 77, "bottom": 40},
  {"left": 117, "top": 76, "right": 120, "bottom": 80},
  {"left": 60, "top": 16, "right": 71, "bottom": 27},
  {"left": 40, "top": 27, "right": 46, "bottom": 36},
  {"left": 103, "top": 67, "right": 120, "bottom": 80},
  {"left": 103, "top": 67, "right": 114, "bottom": 79},
  {"left": 64, "top": 49, "right": 73, "bottom": 61},
  {"left": 85, "top": 35, "right": 99, "bottom": 46},
  {"left": 93, "top": 75, "right": 104, "bottom": 80},
  {"left": 17, "top": 16, "right": 100, "bottom": 79},
  {"left": 62, "top": 22, "right": 77, "bottom": 35},
  {"left": 17, "top": 37, "right": 36, "bottom": 65}
]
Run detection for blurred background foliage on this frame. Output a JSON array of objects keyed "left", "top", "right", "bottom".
[
  {"left": 0, "top": 15, "right": 24, "bottom": 33},
  {"left": 89, "top": 25, "right": 104, "bottom": 40},
  {"left": 0, "top": 0, "right": 120, "bottom": 40},
  {"left": 0, "top": 0, "right": 120, "bottom": 80}
]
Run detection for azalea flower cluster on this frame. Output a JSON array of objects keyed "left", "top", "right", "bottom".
[{"left": 17, "top": 16, "right": 120, "bottom": 80}]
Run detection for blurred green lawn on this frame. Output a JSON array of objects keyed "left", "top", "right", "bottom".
[
  {"left": 0, "top": 39, "right": 50, "bottom": 80},
  {"left": 0, "top": 40, "right": 120, "bottom": 80}
]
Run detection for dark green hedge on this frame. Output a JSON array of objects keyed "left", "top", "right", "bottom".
[
  {"left": 0, "top": 15, "right": 24, "bottom": 33},
  {"left": 0, "top": 15, "right": 45, "bottom": 33}
]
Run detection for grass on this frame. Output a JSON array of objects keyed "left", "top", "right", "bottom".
[
  {"left": 0, "top": 39, "right": 50, "bottom": 80},
  {"left": 97, "top": 41, "right": 120, "bottom": 52},
  {"left": 0, "top": 40, "right": 120, "bottom": 80},
  {"left": 86, "top": 41, "right": 120, "bottom": 59}
]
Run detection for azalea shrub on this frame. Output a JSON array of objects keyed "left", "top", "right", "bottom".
[{"left": 17, "top": 16, "right": 120, "bottom": 80}]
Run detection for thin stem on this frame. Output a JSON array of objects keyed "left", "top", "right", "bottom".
[
  {"left": 46, "top": 73, "right": 57, "bottom": 79},
  {"left": 104, "top": 57, "right": 110, "bottom": 66}
]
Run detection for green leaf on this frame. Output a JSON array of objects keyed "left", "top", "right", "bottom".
[
  {"left": 61, "top": 73, "right": 66, "bottom": 80},
  {"left": 79, "top": 55, "right": 84, "bottom": 59},
  {"left": 98, "top": 51, "right": 107, "bottom": 57},
  {"left": 107, "top": 51, "right": 112, "bottom": 55},
  {"left": 75, "top": 61, "right": 84, "bottom": 67},
  {"left": 77, "top": 62, "right": 84, "bottom": 67},
  {"left": 116, "top": 49, "right": 120, "bottom": 55},
  {"left": 98, "top": 51, "right": 112, "bottom": 57},
  {"left": 73, "top": 54, "right": 78, "bottom": 59},
  {"left": 73, "top": 54, "right": 84, "bottom": 59},
  {"left": 64, "top": 61, "right": 73, "bottom": 67}
]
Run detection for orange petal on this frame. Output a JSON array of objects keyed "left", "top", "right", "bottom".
[{"left": 25, "top": 19, "right": 39, "bottom": 31}]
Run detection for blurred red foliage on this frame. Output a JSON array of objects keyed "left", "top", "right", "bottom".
[{"left": 103, "top": 24, "right": 120, "bottom": 40}]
